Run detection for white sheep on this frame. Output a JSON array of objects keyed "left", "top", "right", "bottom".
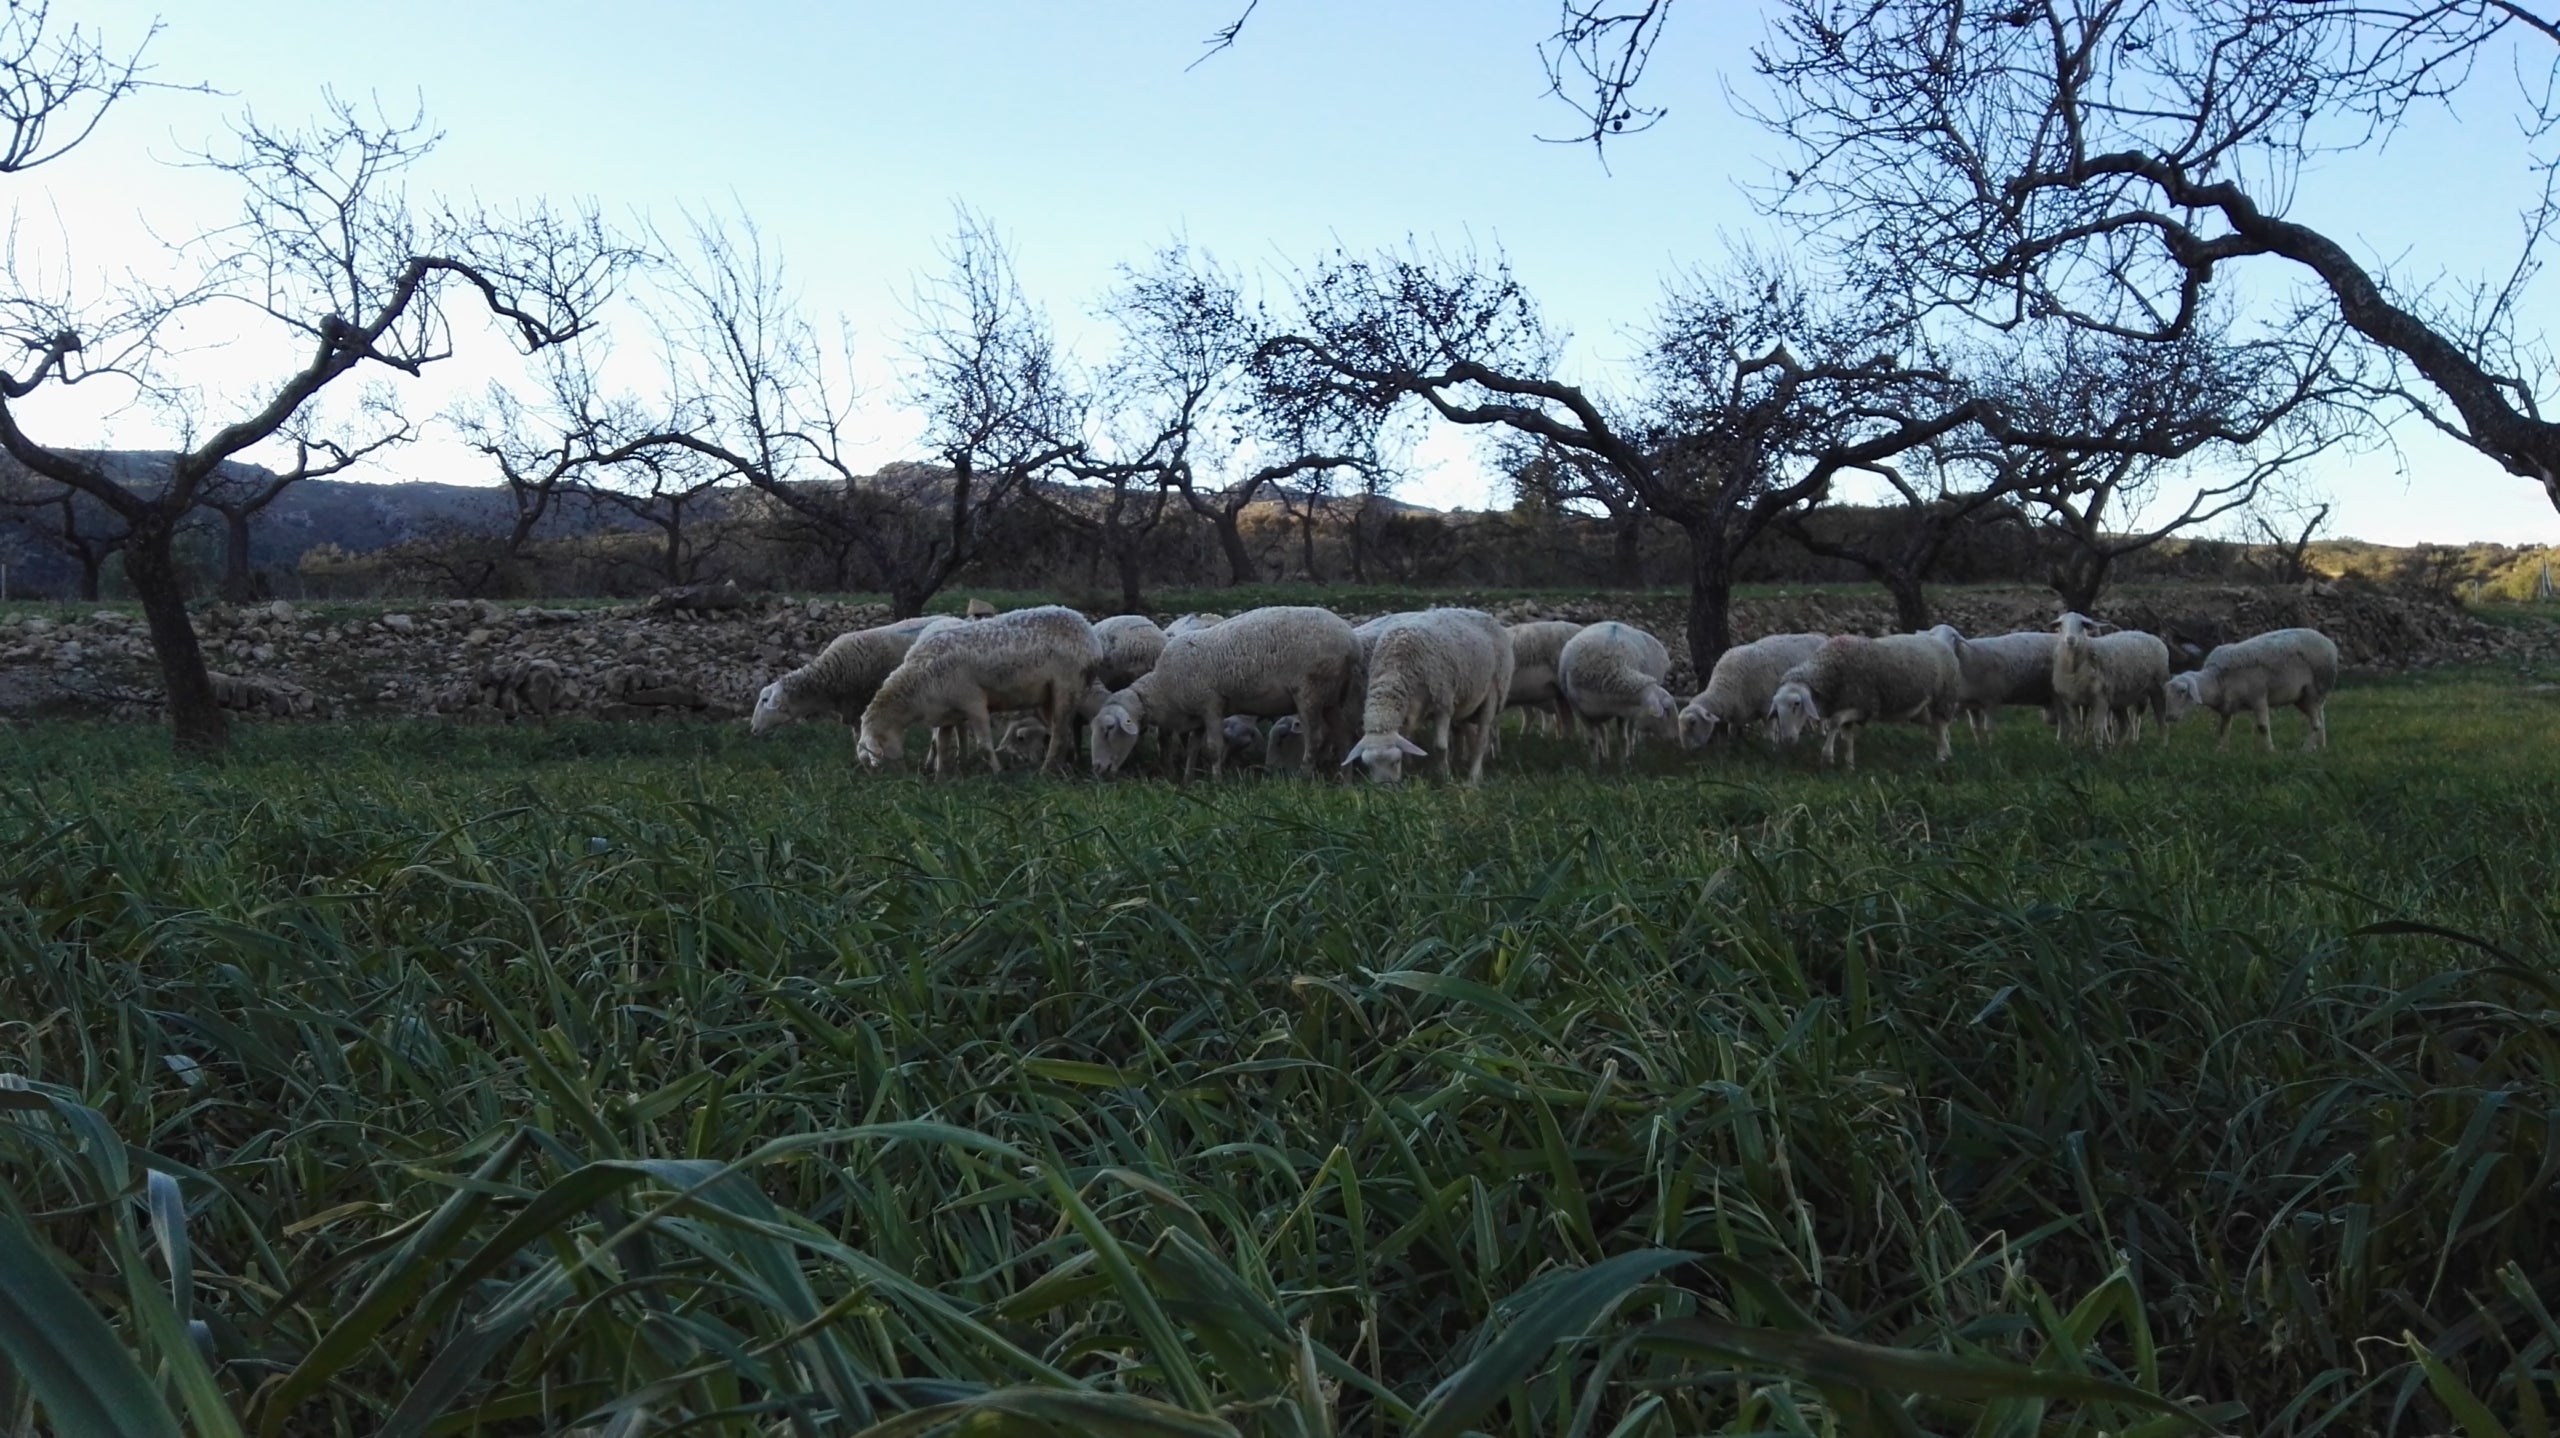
[
  {"left": 1557, "top": 621, "right": 1678, "bottom": 764},
  {"left": 1221, "top": 714, "right": 1266, "bottom": 767},
  {"left": 1766, "top": 633, "right": 1961, "bottom": 769},
  {"left": 1264, "top": 713, "right": 1309, "bottom": 772},
  {"left": 750, "top": 616, "right": 943, "bottom": 734},
  {"left": 857, "top": 606, "right": 1100, "bottom": 774},
  {"left": 1352, "top": 611, "right": 1427, "bottom": 665},
  {"left": 1164, "top": 612, "right": 1225, "bottom": 636},
  {"left": 1090, "top": 606, "right": 1364, "bottom": 778},
  {"left": 2163, "top": 627, "right": 2339, "bottom": 750},
  {"left": 2050, "top": 613, "right": 2172, "bottom": 750},
  {"left": 1343, "top": 608, "right": 1514, "bottom": 784},
  {"left": 1923, "top": 626, "right": 2060, "bottom": 738},
  {"left": 1092, "top": 614, "right": 1169, "bottom": 690},
  {"left": 1680, "top": 632, "right": 1826, "bottom": 749},
  {"left": 2095, "top": 630, "right": 2173, "bottom": 743},
  {"left": 1503, "top": 620, "right": 1586, "bottom": 738}
]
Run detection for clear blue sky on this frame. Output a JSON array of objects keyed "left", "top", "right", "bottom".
[{"left": 23, "top": 1, "right": 2560, "bottom": 546}]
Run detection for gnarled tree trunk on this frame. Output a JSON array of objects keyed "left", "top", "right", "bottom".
[
  {"left": 1681, "top": 523, "right": 1735, "bottom": 681},
  {"left": 125, "top": 519, "right": 227, "bottom": 758}
]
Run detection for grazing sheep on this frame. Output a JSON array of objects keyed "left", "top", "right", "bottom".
[
  {"left": 1503, "top": 620, "right": 1586, "bottom": 737},
  {"left": 752, "top": 616, "right": 943, "bottom": 734},
  {"left": 1092, "top": 614, "right": 1168, "bottom": 690},
  {"left": 1090, "top": 606, "right": 1363, "bottom": 778},
  {"left": 2163, "top": 627, "right": 2340, "bottom": 750},
  {"left": 1221, "top": 714, "right": 1266, "bottom": 768},
  {"left": 1264, "top": 713, "right": 1309, "bottom": 772},
  {"left": 1923, "top": 626, "right": 2060, "bottom": 738},
  {"left": 1344, "top": 608, "right": 1514, "bottom": 784},
  {"left": 1164, "top": 612, "right": 1224, "bottom": 636},
  {"left": 1557, "top": 621, "right": 1678, "bottom": 764},
  {"left": 1680, "top": 632, "right": 1826, "bottom": 749},
  {"left": 857, "top": 606, "right": 1099, "bottom": 773},
  {"left": 965, "top": 597, "right": 998, "bottom": 619},
  {"left": 1766, "top": 633, "right": 1962, "bottom": 769}
]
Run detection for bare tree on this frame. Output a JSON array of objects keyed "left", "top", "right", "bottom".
[
  {"left": 1774, "top": 434, "right": 2036, "bottom": 632},
  {"left": 198, "top": 418, "right": 410, "bottom": 603},
  {"left": 1262, "top": 248, "right": 1960, "bottom": 674},
  {"left": 1985, "top": 322, "right": 2343, "bottom": 614},
  {"left": 893, "top": 210, "right": 1080, "bottom": 615},
  {"left": 0, "top": 96, "right": 626, "bottom": 753},
  {"left": 1743, "top": 1, "right": 2560, "bottom": 512},
  {"left": 0, "top": 458, "right": 126, "bottom": 598},
  {"left": 0, "top": 2, "right": 168, "bottom": 174},
  {"left": 1109, "top": 245, "right": 1376, "bottom": 587}
]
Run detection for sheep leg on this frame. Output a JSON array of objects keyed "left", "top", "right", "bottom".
[
  {"left": 2254, "top": 697, "right": 2275, "bottom": 751},
  {"left": 966, "top": 709, "right": 999, "bottom": 775},
  {"left": 2303, "top": 695, "right": 2328, "bottom": 751},
  {"left": 1931, "top": 716, "right": 1952, "bottom": 763},
  {"left": 1433, "top": 712, "right": 1457, "bottom": 781},
  {"left": 1841, "top": 724, "right": 1859, "bottom": 771},
  {"left": 1040, "top": 688, "right": 1075, "bottom": 774},
  {"left": 2213, "top": 711, "right": 2234, "bottom": 749}
]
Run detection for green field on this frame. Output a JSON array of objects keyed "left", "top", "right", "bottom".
[{"left": 4, "top": 673, "right": 2556, "bottom": 1436}]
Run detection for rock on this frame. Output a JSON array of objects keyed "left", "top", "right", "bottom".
[
  {"left": 267, "top": 600, "right": 297, "bottom": 623},
  {"left": 464, "top": 628, "right": 492, "bottom": 646},
  {"left": 53, "top": 641, "right": 82, "bottom": 667},
  {"left": 381, "top": 614, "right": 416, "bottom": 633}
]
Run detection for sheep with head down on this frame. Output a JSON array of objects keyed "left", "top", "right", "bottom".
[
  {"left": 751, "top": 615, "right": 948, "bottom": 735},
  {"left": 1680, "top": 632, "right": 1826, "bottom": 749},
  {"left": 1089, "top": 606, "right": 1363, "bottom": 778},
  {"left": 856, "top": 606, "right": 1099, "bottom": 774},
  {"left": 1502, "top": 620, "right": 1586, "bottom": 740},
  {"left": 1765, "top": 633, "right": 1962, "bottom": 769},
  {"left": 2163, "top": 626, "right": 2338, "bottom": 750},
  {"left": 1343, "top": 608, "right": 1513, "bottom": 784},
  {"left": 1557, "top": 621, "right": 1679, "bottom": 765}
]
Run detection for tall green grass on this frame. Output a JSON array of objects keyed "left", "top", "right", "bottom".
[{"left": 2, "top": 672, "right": 2555, "bottom": 1435}]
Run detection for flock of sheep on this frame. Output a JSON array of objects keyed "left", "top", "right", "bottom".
[{"left": 748, "top": 602, "right": 2343, "bottom": 780}]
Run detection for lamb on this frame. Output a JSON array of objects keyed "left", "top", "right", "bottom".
[
  {"left": 2163, "top": 627, "right": 2339, "bottom": 750},
  {"left": 2049, "top": 613, "right": 2173, "bottom": 750},
  {"left": 1679, "top": 632, "right": 1826, "bottom": 749},
  {"left": 1092, "top": 614, "right": 1168, "bottom": 690},
  {"left": 1923, "top": 625, "right": 2060, "bottom": 738},
  {"left": 1221, "top": 714, "right": 1267, "bottom": 768},
  {"left": 1264, "top": 713, "right": 1309, "bottom": 772},
  {"left": 1503, "top": 620, "right": 1586, "bottom": 737},
  {"left": 1556, "top": 621, "right": 1679, "bottom": 764},
  {"left": 1089, "top": 606, "right": 1364, "bottom": 778},
  {"left": 1765, "top": 633, "right": 1962, "bottom": 769},
  {"left": 1343, "top": 608, "right": 1514, "bottom": 784},
  {"left": 856, "top": 606, "right": 1100, "bottom": 773},
  {"left": 751, "top": 616, "right": 944, "bottom": 734}
]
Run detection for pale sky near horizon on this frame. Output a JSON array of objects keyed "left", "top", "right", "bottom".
[{"left": 17, "top": 1, "right": 2560, "bottom": 546}]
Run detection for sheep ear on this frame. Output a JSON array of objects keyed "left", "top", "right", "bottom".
[
  {"left": 1114, "top": 712, "right": 1138, "bottom": 736},
  {"left": 1339, "top": 746, "right": 1363, "bottom": 767},
  {"left": 1395, "top": 735, "right": 1428, "bottom": 757}
]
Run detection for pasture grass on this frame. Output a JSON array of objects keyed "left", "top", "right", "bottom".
[{"left": 1, "top": 671, "right": 2556, "bottom": 1436}]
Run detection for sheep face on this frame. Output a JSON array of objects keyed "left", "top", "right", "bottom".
[
  {"left": 749, "top": 680, "right": 798, "bottom": 734},
  {"left": 1767, "top": 682, "right": 1823, "bottom": 746},
  {"left": 2162, "top": 672, "right": 2205, "bottom": 722},
  {"left": 1266, "top": 714, "right": 1308, "bottom": 769},
  {"left": 998, "top": 719, "right": 1052, "bottom": 766},
  {"left": 1090, "top": 704, "right": 1143, "bottom": 775},
  {"left": 1343, "top": 732, "right": 1429, "bottom": 784},
  {"left": 1221, "top": 715, "right": 1264, "bottom": 760},
  {"left": 1679, "top": 701, "right": 1720, "bottom": 750},
  {"left": 1638, "top": 688, "right": 1680, "bottom": 742},
  {"left": 855, "top": 725, "right": 902, "bottom": 768}
]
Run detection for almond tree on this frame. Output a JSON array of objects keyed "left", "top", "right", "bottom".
[{"left": 0, "top": 94, "right": 627, "bottom": 754}]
